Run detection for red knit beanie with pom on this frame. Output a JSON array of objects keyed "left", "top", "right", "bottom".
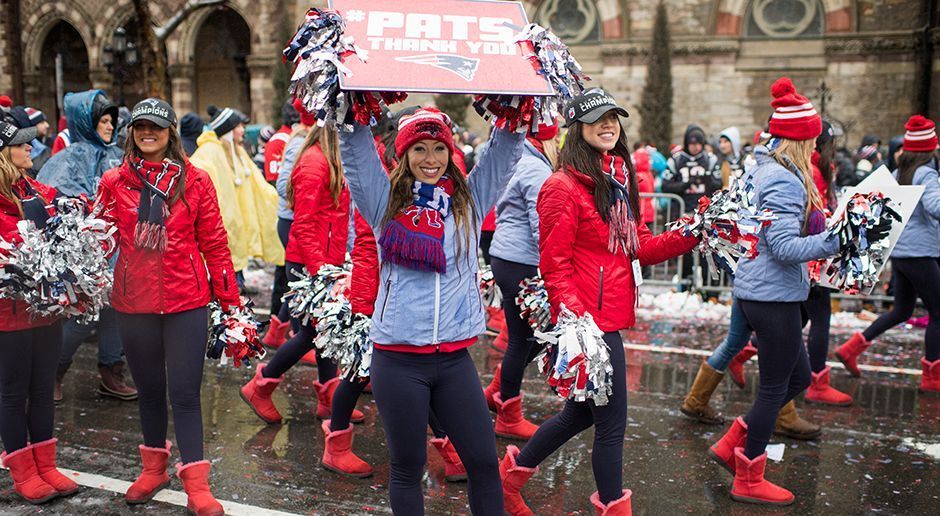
[
  {"left": 768, "top": 77, "right": 821, "bottom": 141},
  {"left": 292, "top": 98, "right": 317, "bottom": 127},
  {"left": 903, "top": 114, "right": 938, "bottom": 152},
  {"left": 395, "top": 108, "right": 454, "bottom": 158},
  {"left": 0, "top": 95, "right": 12, "bottom": 109}
]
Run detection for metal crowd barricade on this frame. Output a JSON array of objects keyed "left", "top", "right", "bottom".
[{"left": 639, "top": 192, "right": 689, "bottom": 290}]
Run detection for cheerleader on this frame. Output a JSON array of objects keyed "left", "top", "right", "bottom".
[
  {"left": 481, "top": 121, "right": 559, "bottom": 439},
  {"left": 96, "top": 99, "right": 240, "bottom": 514},
  {"left": 499, "top": 90, "right": 698, "bottom": 515},
  {"left": 240, "top": 125, "right": 361, "bottom": 425},
  {"left": 339, "top": 107, "right": 524, "bottom": 515},
  {"left": 0, "top": 121, "right": 79, "bottom": 504},
  {"left": 836, "top": 115, "right": 940, "bottom": 392},
  {"left": 708, "top": 79, "right": 864, "bottom": 506}
]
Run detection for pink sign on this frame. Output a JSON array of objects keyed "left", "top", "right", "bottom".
[{"left": 329, "top": 0, "right": 554, "bottom": 95}]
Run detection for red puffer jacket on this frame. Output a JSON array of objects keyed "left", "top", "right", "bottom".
[
  {"left": 0, "top": 177, "right": 59, "bottom": 331},
  {"left": 538, "top": 168, "right": 698, "bottom": 332},
  {"left": 285, "top": 143, "right": 350, "bottom": 272},
  {"left": 347, "top": 211, "right": 378, "bottom": 316},
  {"left": 96, "top": 161, "right": 240, "bottom": 314}
]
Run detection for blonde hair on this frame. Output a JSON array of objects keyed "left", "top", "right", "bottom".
[
  {"left": 286, "top": 125, "right": 343, "bottom": 208},
  {"left": 541, "top": 137, "right": 560, "bottom": 170},
  {"left": 0, "top": 147, "right": 32, "bottom": 217},
  {"left": 771, "top": 138, "right": 822, "bottom": 224}
]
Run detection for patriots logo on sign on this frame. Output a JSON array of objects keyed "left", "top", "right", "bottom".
[{"left": 395, "top": 54, "right": 480, "bottom": 82}]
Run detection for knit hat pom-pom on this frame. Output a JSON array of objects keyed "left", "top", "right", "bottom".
[
  {"left": 906, "top": 114, "right": 932, "bottom": 130},
  {"left": 771, "top": 77, "right": 796, "bottom": 99},
  {"left": 207, "top": 105, "right": 220, "bottom": 118}
]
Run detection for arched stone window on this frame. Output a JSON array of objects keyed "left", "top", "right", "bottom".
[
  {"left": 534, "top": 0, "right": 600, "bottom": 44},
  {"left": 745, "top": 0, "right": 824, "bottom": 38}
]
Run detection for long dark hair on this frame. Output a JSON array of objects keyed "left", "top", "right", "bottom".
[
  {"left": 558, "top": 120, "right": 640, "bottom": 222},
  {"left": 897, "top": 149, "right": 939, "bottom": 185},
  {"left": 123, "top": 124, "right": 188, "bottom": 206},
  {"left": 816, "top": 137, "right": 837, "bottom": 208}
]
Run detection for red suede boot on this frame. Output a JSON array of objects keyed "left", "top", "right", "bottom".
[
  {"left": 1, "top": 445, "right": 58, "bottom": 504},
  {"left": 126, "top": 441, "right": 171, "bottom": 504},
  {"left": 805, "top": 366, "right": 853, "bottom": 406},
  {"left": 486, "top": 306, "right": 506, "bottom": 335},
  {"left": 499, "top": 445, "right": 537, "bottom": 516},
  {"left": 920, "top": 357, "right": 940, "bottom": 393},
  {"left": 835, "top": 332, "right": 870, "bottom": 377},
  {"left": 176, "top": 461, "right": 224, "bottom": 516},
  {"left": 239, "top": 363, "right": 283, "bottom": 424},
  {"left": 314, "top": 377, "right": 364, "bottom": 423},
  {"left": 590, "top": 489, "right": 633, "bottom": 515},
  {"left": 300, "top": 349, "right": 318, "bottom": 366},
  {"left": 492, "top": 326, "right": 509, "bottom": 352},
  {"left": 494, "top": 393, "right": 539, "bottom": 440},
  {"left": 321, "top": 421, "right": 373, "bottom": 478},
  {"left": 730, "top": 447, "right": 794, "bottom": 506},
  {"left": 709, "top": 416, "right": 748, "bottom": 474},
  {"left": 483, "top": 365, "right": 502, "bottom": 412},
  {"left": 728, "top": 342, "right": 757, "bottom": 388},
  {"left": 31, "top": 439, "right": 78, "bottom": 496},
  {"left": 430, "top": 437, "right": 467, "bottom": 482},
  {"left": 262, "top": 315, "right": 290, "bottom": 348}
]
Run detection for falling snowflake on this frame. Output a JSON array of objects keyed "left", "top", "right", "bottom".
[{"left": 346, "top": 9, "right": 366, "bottom": 23}]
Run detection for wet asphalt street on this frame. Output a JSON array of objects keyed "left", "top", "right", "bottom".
[{"left": 0, "top": 289, "right": 937, "bottom": 515}]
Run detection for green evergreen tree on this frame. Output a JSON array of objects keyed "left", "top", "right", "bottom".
[
  {"left": 433, "top": 93, "right": 473, "bottom": 128},
  {"left": 271, "top": 17, "right": 294, "bottom": 123},
  {"left": 639, "top": 2, "right": 673, "bottom": 152}
]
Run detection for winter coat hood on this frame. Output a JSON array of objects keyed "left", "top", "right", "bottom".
[
  {"left": 36, "top": 90, "right": 123, "bottom": 197},
  {"left": 719, "top": 126, "right": 742, "bottom": 158},
  {"left": 683, "top": 124, "right": 707, "bottom": 152}
]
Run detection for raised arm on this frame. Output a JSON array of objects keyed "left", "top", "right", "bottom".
[
  {"left": 339, "top": 123, "right": 391, "bottom": 229},
  {"left": 468, "top": 128, "right": 525, "bottom": 220}
]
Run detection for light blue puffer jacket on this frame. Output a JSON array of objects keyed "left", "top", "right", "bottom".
[
  {"left": 891, "top": 163, "right": 940, "bottom": 258},
  {"left": 340, "top": 123, "right": 524, "bottom": 346},
  {"left": 38, "top": 90, "right": 123, "bottom": 198},
  {"left": 489, "top": 139, "right": 553, "bottom": 266},
  {"left": 276, "top": 133, "right": 305, "bottom": 221},
  {"left": 733, "top": 146, "right": 840, "bottom": 302}
]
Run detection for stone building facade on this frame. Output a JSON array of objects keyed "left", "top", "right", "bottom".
[{"left": 0, "top": 0, "right": 934, "bottom": 147}]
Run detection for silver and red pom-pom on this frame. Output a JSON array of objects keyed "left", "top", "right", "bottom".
[
  {"left": 478, "top": 264, "right": 502, "bottom": 309},
  {"left": 284, "top": 8, "right": 406, "bottom": 131},
  {"left": 207, "top": 298, "right": 266, "bottom": 368},
  {"left": 515, "top": 276, "right": 552, "bottom": 333},
  {"left": 314, "top": 299, "right": 373, "bottom": 381},
  {"left": 0, "top": 198, "right": 116, "bottom": 323},
  {"left": 283, "top": 261, "right": 351, "bottom": 327},
  {"left": 823, "top": 191, "right": 901, "bottom": 294},
  {"left": 533, "top": 304, "right": 612, "bottom": 406}
]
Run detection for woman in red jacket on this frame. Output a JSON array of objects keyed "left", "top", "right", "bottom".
[
  {"left": 0, "top": 121, "right": 79, "bottom": 504},
  {"left": 499, "top": 90, "right": 698, "bottom": 516},
  {"left": 240, "top": 125, "right": 362, "bottom": 426},
  {"left": 96, "top": 99, "right": 239, "bottom": 516}
]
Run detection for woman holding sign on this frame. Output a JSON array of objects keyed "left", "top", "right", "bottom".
[
  {"left": 836, "top": 114, "right": 940, "bottom": 393},
  {"left": 499, "top": 90, "right": 698, "bottom": 515},
  {"left": 339, "top": 107, "right": 524, "bottom": 515},
  {"left": 95, "top": 99, "right": 240, "bottom": 515},
  {"left": 707, "top": 78, "right": 849, "bottom": 506}
]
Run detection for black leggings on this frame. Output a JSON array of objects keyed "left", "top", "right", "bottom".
[
  {"left": 0, "top": 322, "right": 62, "bottom": 453},
  {"left": 116, "top": 307, "right": 208, "bottom": 464},
  {"left": 739, "top": 300, "right": 812, "bottom": 460},
  {"left": 516, "top": 332, "right": 627, "bottom": 505},
  {"left": 271, "top": 218, "right": 292, "bottom": 318},
  {"left": 480, "top": 230, "right": 494, "bottom": 266},
  {"left": 370, "top": 348, "right": 502, "bottom": 516},
  {"left": 491, "top": 257, "right": 541, "bottom": 399},
  {"left": 329, "top": 376, "right": 369, "bottom": 430},
  {"left": 263, "top": 261, "right": 338, "bottom": 383},
  {"left": 863, "top": 258, "right": 940, "bottom": 361},
  {"left": 803, "top": 286, "right": 832, "bottom": 373}
]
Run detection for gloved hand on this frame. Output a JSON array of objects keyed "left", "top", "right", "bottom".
[{"left": 868, "top": 203, "right": 901, "bottom": 243}]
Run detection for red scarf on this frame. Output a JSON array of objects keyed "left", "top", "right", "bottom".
[
  {"left": 601, "top": 155, "right": 639, "bottom": 257},
  {"left": 129, "top": 156, "right": 183, "bottom": 252},
  {"left": 378, "top": 176, "right": 454, "bottom": 273}
]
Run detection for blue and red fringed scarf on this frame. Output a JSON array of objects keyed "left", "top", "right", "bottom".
[
  {"left": 379, "top": 177, "right": 454, "bottom": 273},
  {"left": 129, "top": 156, "right": 182, "bottom": 252},
  {"left": 602, "top": 154, "right": 639, "bottom": 257}
]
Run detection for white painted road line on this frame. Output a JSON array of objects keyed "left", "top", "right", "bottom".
[
  {"left": 622, "top": 343, "right": 922, "bottom": 376},
  {"left": 58, "top": 468, "right": 302, "bottom": 516}
]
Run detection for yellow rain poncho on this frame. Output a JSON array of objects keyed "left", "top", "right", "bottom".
[{"left": 190, "top": 130, "right": 284, "bottom": 271}]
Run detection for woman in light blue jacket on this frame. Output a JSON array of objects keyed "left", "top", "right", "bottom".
[
  {"left": 708, "top": 78, "right": 843, "bottom": 507},
  {"left": 837, "top": 114, "right": 940, "bottom": 393},
  {"left": 482, "top": 123, "right": 558, "bottom": 440},
  {"left": 339, "top": 108, "right": 523, "bottom": 515}
]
